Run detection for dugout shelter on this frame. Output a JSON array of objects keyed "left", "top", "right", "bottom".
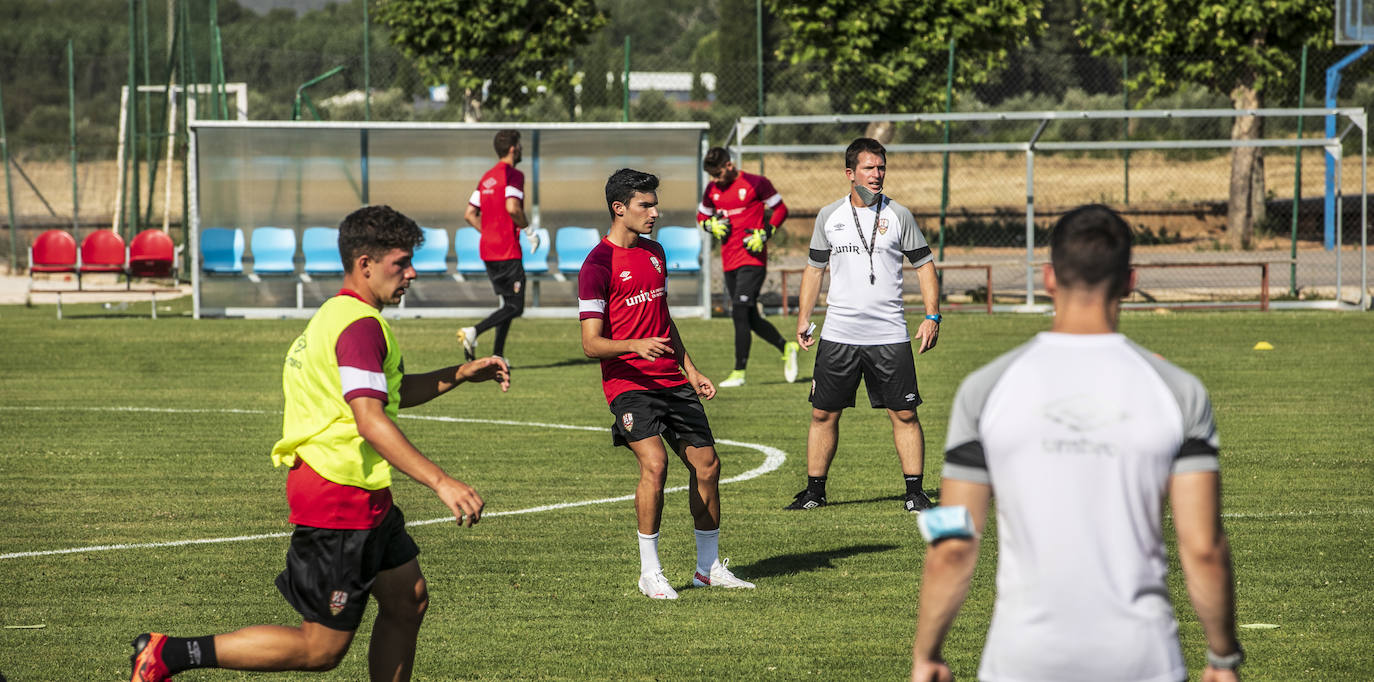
[{"left": 188, "top": 121, "right": 711, "bottom": 319}]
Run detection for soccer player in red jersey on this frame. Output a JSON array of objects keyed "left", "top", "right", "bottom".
[
  {"left": 130, "top": 206, "right": 509, "bottom": 682},
  {"left": 696, "top": 147, "right": 799, "bottom": 387},
  {"left": 460, "top": 129, "right": 531, "bottom": 362},
  {"left": 579, "top": 168, "right": 755, "bottom": 599}
]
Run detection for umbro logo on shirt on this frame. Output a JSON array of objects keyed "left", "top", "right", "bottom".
[{"left": 620, "top": 270, "right": 632, "bottom": 281}]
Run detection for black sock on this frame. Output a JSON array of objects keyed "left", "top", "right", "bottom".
[
  {"left": 161, "top": 635, "right": 217, "bottom": 673},
  {"left": 807, "top": 475, "right": 827, "bottom": 496},
  {"left": 905, "top": 474, "right": 924, "bottom": 496}
]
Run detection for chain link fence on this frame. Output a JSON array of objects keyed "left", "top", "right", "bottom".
[{"left": 4, "top": 41, "right": 1371, "bottom": 306}]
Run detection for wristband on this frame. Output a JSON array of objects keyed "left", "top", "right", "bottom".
[
  {"left": 916, "top": 505, "right": 976, "bottom": 544},
  {"left": 1205, "top": 646, "right": 1244, "bottom": 670},
  {"left": 925, "top": 314, "right": 942, "bottom": 324}
]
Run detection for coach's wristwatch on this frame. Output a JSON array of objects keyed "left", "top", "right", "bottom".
[
  {"left": 1205, "top": 645, "right": 1244, "bottom": 670},
  {"left": 924, "top": 314, "right": 942, "bottom": 324}
]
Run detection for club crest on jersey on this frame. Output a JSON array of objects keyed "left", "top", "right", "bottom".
[
  {"left": 622, "top": 412, "right": 634, "bottom": 432},
  {"left": 649, "top": 256, "right": 662, "bottom": 274},
  {"left": 878, "top": 218, "right": 889, "bottom": 235},
  {"left": 738, "top": 188, "right": 747, "bottom": 200},
  {"left": 712, "top": 192, "right": 721, "bottom": 201},
  {"left": 329, "top": 590, "right": 348, "bottom": 616},
  {"left": 482, "top": 177, "right": 498, "bottom": 189}
]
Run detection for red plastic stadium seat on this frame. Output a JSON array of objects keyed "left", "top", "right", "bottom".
[
  {"left": 29, "top": 229, "right": 78, "bottom": 273},
  {"left": 129, "top": 229, "right": 177, "bottom": 279},
  {"left": 79, "top": 229, "right": 128, "bottom": 274}
]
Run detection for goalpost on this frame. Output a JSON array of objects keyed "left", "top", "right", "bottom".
[
  {"left": 112, "top": 82, "right": 248, "bottom": 234},
  {"left": 728, "top": 108, "right": 1369, "bottom": 311}
]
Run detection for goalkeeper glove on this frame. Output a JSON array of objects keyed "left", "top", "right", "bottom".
[
  {"left": 743, "top": 228, "right": 769, "bottom": 253},
  {"left": 701, "top": 214, "right": 731, "bottom": 241},
  {"left": 523, "top": 226, "right": 540, "bottom": 254}
]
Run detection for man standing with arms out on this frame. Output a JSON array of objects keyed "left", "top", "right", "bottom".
[
  {"left": 696, "top": 147, "right": 800, "bottom": 386},
  {"left": 911, "top": 205, "right": 1241, "bottom": 682},
  {"left": 786, "top": 137, "right": 942, "bottom": 514},
  {"left": 130, "top": 205, "right": 510, "bottom": 682},
  {"left": 460, "top": 128, "right": 532, "bottom": 362},
  {"left": 579, "top": 168, "right": 755, "bottom": 600}
]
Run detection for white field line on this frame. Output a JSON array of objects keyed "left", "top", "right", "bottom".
[{"left": 0, "top": 406, "right": 786, "bottom": 560}]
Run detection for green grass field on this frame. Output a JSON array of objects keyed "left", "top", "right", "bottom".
[{"left": 1, "top": 302, "right": 1371, "bottom": 680}]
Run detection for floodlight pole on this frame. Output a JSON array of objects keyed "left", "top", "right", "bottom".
[{"left": 1324, "top": 45, "right": 1369, "bottom": 250}]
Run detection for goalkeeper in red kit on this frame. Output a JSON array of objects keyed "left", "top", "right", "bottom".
[{"left": 697, "top": 147, "right": 799, "bottom": 387}]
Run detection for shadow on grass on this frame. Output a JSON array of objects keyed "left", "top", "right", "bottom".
[
  {"left": 824, "top": 490, "right": 939, "bottom": 507},
  {"left": 734, "top": 543, "right": 901, "bottom": 580},
  {"left": 513, "top": 357, "right": 599, "bottom": 371}
]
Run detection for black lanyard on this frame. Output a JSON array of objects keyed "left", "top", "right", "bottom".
[{"left": 848, "top": 194, "right": 884, "bottom": 285}]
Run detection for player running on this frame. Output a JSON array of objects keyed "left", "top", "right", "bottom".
[
  {"left": 130, "top": 206, "right": 509, "bottom": 682},
  {"left": 579, "top": 168, "right": 754, "bottom": 599},
  {"left": 697, "top": 147, "right": 799, "bottom": 387},
  {"left": 460, "top": 129, "right": 533, "bottom": 363}
]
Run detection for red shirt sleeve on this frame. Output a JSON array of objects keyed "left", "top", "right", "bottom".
[
  {"left": 577, "top": 244, "right": 611, "bottom": 321},
  {"left": 755, "top": 176, "right": 788, "bottom": 227},
  {"left": 336, "top": 316, "right": 389, "bottom": 403},
  {"left": 697, "top": 185, "right": 717, "bottom": 223}
]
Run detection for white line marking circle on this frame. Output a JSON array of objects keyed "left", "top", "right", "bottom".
[{"left": 0, "top": 406, "right": 787, "bottom": 560}]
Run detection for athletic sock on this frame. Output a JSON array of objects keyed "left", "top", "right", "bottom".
[
  {"left": 161, "top": 635, "right": 218, "bottom": 673},
  {"left": 905, "top": 474, "right": 925, "bottom": 496},
  {"left": 807, "top": 475, "right": 827, "bottom": 497},
  {"left": 637, "top": 531, "right": 662, "bottom": 576},
  {"left": 693, "top": 528, "right": 720, "bottom": 578}
]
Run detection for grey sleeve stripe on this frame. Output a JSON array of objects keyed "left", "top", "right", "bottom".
[
  {"left": 942, "top": 462, "right": 991, "bottom": 485},
  {"left": 1172, "top": 455, "right": 1221, "bottom": 475},
  {"left": 810, "top": 200, "right": 840, "bottom": 253},
  {"left": 894, "top": 202, "right": 929, "bottom": 251},
  {"left": 944, "top": 341, "right": 1037, "bottom": 453},
  {"left": 946, "top": 440, "right": 986, "bottom": 469},
  {"left": 808, "top": 248, "right": 831, "bottom": 268}
]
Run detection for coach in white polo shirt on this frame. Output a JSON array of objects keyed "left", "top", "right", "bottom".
[
  {"left": 910, "top": 205, "right": 1242, "bottom": 682},
  {"left": 785, "top": 137, "right": 943, "bottom": 514}
]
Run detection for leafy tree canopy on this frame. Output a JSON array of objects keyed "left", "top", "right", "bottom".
[
  {"left": 766, "top": 0, "right": 1044, "bottom": 114},
  {"left": 1075, "top": 0, "right": 1333, "bottom": 98},
  {"left": 376, "top": 0, "right": 607, "bottom": 117}
]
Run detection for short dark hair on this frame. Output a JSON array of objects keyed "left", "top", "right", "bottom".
[
  {"left": 1050, "top": 204, "right": 1133, "bottom": 297},
  {"left": 703, "top": 147, "right": 732, "bottom": 175},
  {"left": 845, "top": 137, "right": 886, "bottom": 170},
  {"left": 605, "top": 168, "right": 660, "bottom": 217},
  {"left": 338, "top": 205, "right": 424, "bottom": 273},
  {"left": 494, "top": 129, "right": 520, "bottom": 157}
]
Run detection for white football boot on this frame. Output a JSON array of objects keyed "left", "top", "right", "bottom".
[
  {"left": 691, "top": 558, "right": 755, "bottom": 589},
  {"left": 638, "top": 571, "right": 679, "bottom": 600}
]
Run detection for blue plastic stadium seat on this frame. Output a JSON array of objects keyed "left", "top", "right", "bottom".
[
  {"left": 521, "top": 227, "right": 551, "bottom": 275},
  {"left": 555, "top": 226, "right": 601, "bottom": 274},
  {"left": 455, "top": 227, "right": 485, "bottom": 274},
  {"left": 656, "top": 226, "right": 701, "bottom": 273},
  {"left": 200, "top": 227, "right": 245, "bottom": 274},
  {"left": 413, "top": 226, "right": 450, "bottom": 275},
  {"left": 250, "top": 227, "right": 298, "bottom": 275},
  {"left": 302, "top": 226, "right": 343, "bottom": 275}
]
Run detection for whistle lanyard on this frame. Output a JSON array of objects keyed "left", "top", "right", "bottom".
[{"left": 848, "top": 194, "right": 884, "bottom": 285}]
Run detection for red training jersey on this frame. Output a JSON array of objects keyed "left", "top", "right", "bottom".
[
  {"left": 696, "top": 170, "right": 787, "bottom": 271},
  {"left": 577, "top": 237, "right": 689, "bottom": 403},
  {"left": 284, "top": 289, "right": 394, "bottom": 530},
  {"left": 469, "top": 161, "right": 525, "bottom": 262}
]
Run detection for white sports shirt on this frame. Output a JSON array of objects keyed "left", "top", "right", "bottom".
[
  {"left": 943, "top": 332, "right": 1220, "bottom": 682},
  {"left": 809, "top": 195, "right": 933, "bottom": 345}
]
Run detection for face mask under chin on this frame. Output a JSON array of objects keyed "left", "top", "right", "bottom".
[{"left": 853, "top": 183, "right": 882, "bottom": 206}]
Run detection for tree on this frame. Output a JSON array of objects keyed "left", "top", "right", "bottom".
[
  {"left": 766, "top": 0, "right": 1043, "bottom": 115},
  {"left": 376, "top": 0, "right": 606, "bottom": 121},
  {"left": 1076, "top": 0, "right": 1333, "bottom": 249}
]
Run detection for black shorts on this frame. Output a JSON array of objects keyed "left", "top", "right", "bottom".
[
  {"left": 609, "top": 383, "right": 715, "bottom": 449},
  {"left": 723, "top": 265, "right": 767, "bottom": 307},
  {"left": 275, "top": 505, "right": 420, "bottom": 632},
  {"left": 484, "top": 258, "right": 526, "bottom": 298},
  {"left": 809, "top": 339, "right": 922, "bottom": 411}
]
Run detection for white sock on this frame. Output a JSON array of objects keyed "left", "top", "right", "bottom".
[
  {"left": 637, "top": 532, "right": 662, "bottom": 576},
  {"left": 694, "top": 528, "right": 720, "bottom": 577}
]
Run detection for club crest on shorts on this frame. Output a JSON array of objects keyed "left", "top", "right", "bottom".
[
  {"left": 649, "top": 255, "right": 662, "bottom": 274},
  {"left": 622, "top": 412, "right": 634, "bottom": 432},
  {"left": 329, "top": 590, "right": 348, "bottom": 616},
  {"left": 513, "top": 280, "right": 522, "bottom": 293},
  {"left": 878, "top": 218, "right": 889, "bottom": 235}
]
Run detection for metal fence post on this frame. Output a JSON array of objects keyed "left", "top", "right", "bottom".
[
  {"left": 1, "top": 80, "right": 16, "bottom": 273},
  {"left": 68, "top": 40, "right": 80, "bottom": 236}
]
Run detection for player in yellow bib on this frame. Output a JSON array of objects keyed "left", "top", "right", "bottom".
[{"left": 130, "top": 205, "right": 510, "bottom": 682}]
